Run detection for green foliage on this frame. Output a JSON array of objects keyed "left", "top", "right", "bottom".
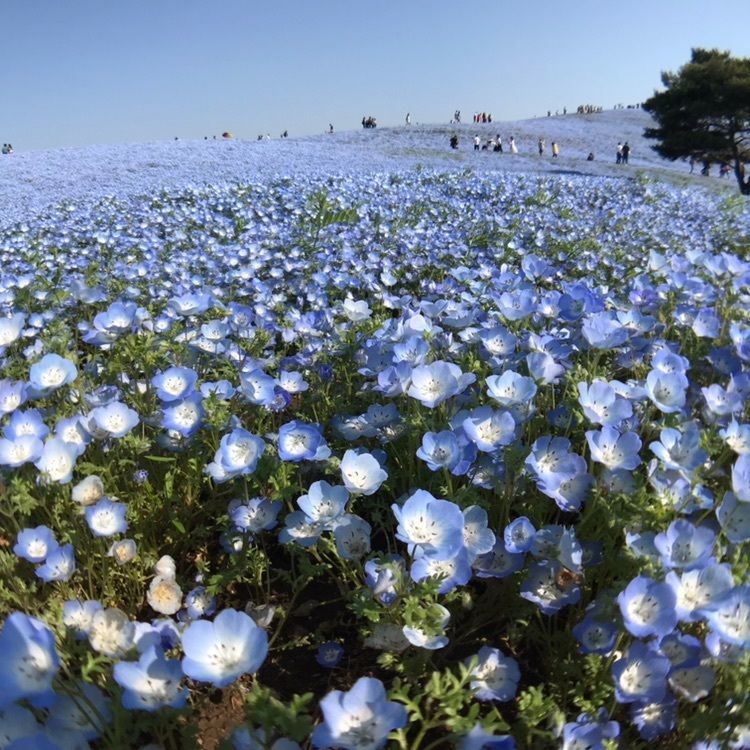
[
  {"left": 390, "top": 662, "right": 510, "bottom": 749},
  {"left": 643, "top": 48, "right": 750, "bottom": 194},
  {"left": 241, "top": 685, "right": 315, "bottom": 743}
]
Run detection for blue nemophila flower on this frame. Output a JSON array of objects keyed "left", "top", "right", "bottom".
[
  {"left": 181, "top": 608, "right": 268, "bottom": 688},
  {"left": 340, "top": 450, "right": 387, "bottom": 496},
  {"left": 184, "top": 586, "right": 216, "bottom": 620},
  {"left": 577, "top": 380, "right": 633, "bottom": 426},
  {"left": 239, "top": 369, "right": 277, "bottom": 407},
  {"left": 276, "top": 370, "right": 309, "bottom": 395},
  {"left": 645, "top": 370, "right": 688, "bottom": 413},
  {"left": 3, "top": 409, "right": 48, "bottom": 441},
  {"left": 462, "top": 506, "right": 496, "bottom": 559},
  {"left": 88, "top": 401, "right": 140, "bottom": 439},
  {"left": 201, "top": 379, "right": 236, "bottom": 400},
  {"left": 0, "top": 313, "right": 26, "bottom": 349},
  {"left": 167, "top": 291, "right": 212, "bottom": 317},
  {"left": 392, "top": 336, "right": 429, "bottom": 367},
  {"left": 334, "top": 515, "right": 372, "bottom": 560},
  {"left": 62, "top": 599, "right": 103, "bottom": 639},
  {"left": 705, "top": 585, "right": 750, "bottom": 647},
  {"left": 504, "top": 517, "right": 535, "bottom": 553},
  {"left": 630, "top": 696, "right": 678, "bottom": 741},
  {"left": 657, "top": 631, "right": 702, "bottom": 668},
  {"left": 35, "top": 543, "right": 75, "bottom": 582},
  {"left": 716, "top": 492, "right": 750, "bottom": 542},
  {"left": 611, "top": 641, "right": 671, "bottom": 704},
  {"left": 526, "top": 351, "right": 566, "bottom": 385},
  {"left": 230, "top": 496, "right": 282, "bottom": 534},
  {"left": 84, "top": 498, "right": 128, "bottom": 537},
  {"left": 468, "top": 646, "right": 520, "bottom": 702},
  {"left": 720, "top": 419, "right": 750, "bottom": 454},
  {"left": 562, "top": 710, "right": 619, "bottom": 750},
  {"left": 162, "top": 394, "right": 204, "bottom": 437},
  {"left": 410, "top": 547, "right": 472, "bottom": 594},
  {"left": 654, "top": 519, "right": 715, "bottom": 570},
  {"left": 375, "top": 362, "right": 412, "bottom": 397},
  {"left": 702, "top": 381, "right": 745, "bottom": 418},
  {"left": 732, "top": 454, "right": 750, "bottom": 502},
  {"left": 649, "top": 422, "right": 707, "bottom": 477},
  {"left": 364, "top": 555, "right": 406, "bottom": 604},
  {"left": 342, "top": 297, "right": 371, "bottom": 322},
  {"left": 525, "top": 436, "right": 581, "bottom": 484},
  {"left": 311, "top": 676, "right": 407, "bottom": 750},
  {"left": 665, "top": 563, "right": 734, "bottom": 622},
  {"left": 0, "top": 703, "right": 41, "bottom": 745},
  {"left": 55, "top": 414, "right": 91, "bottom": 456},
  {"left": 651, "top": 348, "right": 690, "bottom": 375},
  {"left": 572, "top": 615, "right": 618, "bottom": 655},
  {"left": 151, "top": 366, "right": 198, "bottom": 402},
  {"left": 0, "top": 612, "right": 60, "bottom": 709},
  {"left": 279, "top": 511, "right": 324, "bottom": 548},
  {"left": 473, "top": 538, "right": 526, "bottom": 579},
  {"left": 28, "top": 353, "right": 77, "bottom": 395},
  {"left": 278, "top": 420, "right": 331, "bottom": 462},
  {"left": 458, "top": 723, "right": 516, "bottom": 750},
  {"left": 581, "top": 312, "right": 630, "bottom": 350},
  {"left": 617, "top": 576, "right": 677, "bottom": 638},
  {"left": 669, "top": 665, "right": 716, "bottom": 703},
  {"left": 416, "top": 430, "right": 462, "bottom": 471},
  {"left": 34, "top": 437, "right": 78, "bottom": 483},
  {"left": 462, "top": 406, "right": 515, "bottom": 453},
  {"left": 0, "top": 433, "right": 43, "bottom": 468},
  {"left": 113, "top": 645, "right": 187, "bottom": 711},
  {"left": 316, "top": 641, "right": 344, "bottom": 669},
  {"left": 407, "top": 360, "right": 475, "bottom": 408},
  {"left": 46, "top": 679, "right": 111, "bottom": 741},
  {"left": 0, "top": 379, "right": 28, "bottom": 414},
  {"left": 585, "top": 425, "right": 641, "bottom": 470},
  {"left": 206, "top": 427, "right": 265, "bottom": 483},
  {"left": 362, "top": 403, "right": 402, "bottom": 439},
  {"left": 13, "top": 525, "right": 58, "bottom": 563},
  {"left": 531, "top": 525, "right": 583, "bottom": 573},
  {"left": 478, "top": 325, "right": 517, "bottom": 358},
  {"left": 485, "top": 370, "right": 537, "bottom": 416},
  {"left": 520, "top": 561, "right": 581, "bottom": 614},
  {"left": 392, "top": 489, "right": 464, "bottom": 557}
]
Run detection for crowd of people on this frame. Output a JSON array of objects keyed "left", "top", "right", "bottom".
[
  {"left": 361, "top": 116, "right": 377, "bottom": 129},
  {"left": 1, "top": 143, "right": 14, "bottom": 154},
  {"left": 457, "top": 133, "right": 563, "bottom": 157}
]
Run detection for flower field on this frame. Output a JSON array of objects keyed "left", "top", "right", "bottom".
[{"left": 0, "top": 161, "right": 749, "bottom": 749}]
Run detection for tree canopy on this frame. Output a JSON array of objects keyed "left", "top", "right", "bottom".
[{"left": 643, "top": 48, "right": 750, "bottom": 194}]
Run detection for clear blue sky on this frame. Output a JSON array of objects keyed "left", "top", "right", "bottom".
[{"left": 3, "top": 0, "right": 749, "bottom": 151}]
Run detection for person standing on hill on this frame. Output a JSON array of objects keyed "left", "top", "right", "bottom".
[
  {"left": 622, "top": 142, "right": 630, "bottom": 164},
  {"left": 538, "top": 138, "right": 545, "bottom": 155},
  {"left": 405, "top": 113, "right": 411, "bottom": 125},
  {"left": 616, "top": 142, "right": 623, "bottom": 164},
  {"left": 509, "top": 136, "right": 518, "bottom": 154},
  {"left": 474, "top": 135, "right": 481, "bottom": 151},
  {"left": 551, "top": 142, "right": 560, "bottom": 158}
]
